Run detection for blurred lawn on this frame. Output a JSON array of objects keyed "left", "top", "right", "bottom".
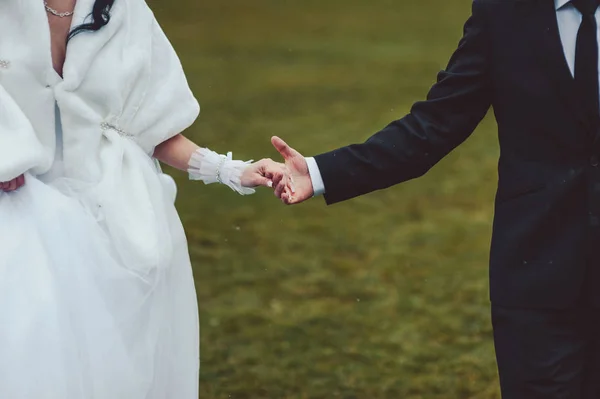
[{"left": 149, "top": 0, "right": 500, "bottom": 398}]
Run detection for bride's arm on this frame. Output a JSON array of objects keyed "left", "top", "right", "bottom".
[
  {"left": 153, "top": 133, "right": 290, "bottom": 194},
  {"left": 137, "top": 13, "right": 291, "bottom": 195},
  {"left": 153, "top": 134, "right": 199, "bottom": 171}
]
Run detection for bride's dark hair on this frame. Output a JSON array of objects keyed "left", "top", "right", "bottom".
[{"left": 68, "top": 0, "right": 115, "bottom": 41}]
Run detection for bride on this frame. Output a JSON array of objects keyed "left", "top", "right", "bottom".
[{"left": 0, "top": 0, "right": 290, "bottom": 397}]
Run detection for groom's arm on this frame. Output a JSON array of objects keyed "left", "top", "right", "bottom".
[{"left": 313, "top": 0, "right": 492, "bottom": 205}]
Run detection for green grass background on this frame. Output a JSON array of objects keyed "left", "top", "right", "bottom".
[{"left": 149, "top": 0, "right": 501, "bottom": 397}]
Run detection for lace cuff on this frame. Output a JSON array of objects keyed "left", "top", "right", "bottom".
[{"left": 187, "top": 148, "right": 255, "bottom": 195}]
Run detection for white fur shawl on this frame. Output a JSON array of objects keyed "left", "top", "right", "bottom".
[
  {"left": 0, "top": 0, "right": 200, "bottom": 272},
  {"left": 0, "top": 0, "right": 199, "bottom": 182}
]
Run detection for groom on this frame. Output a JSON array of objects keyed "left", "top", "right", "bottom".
[{"left": 272, "top": 0, "right": 600, "bottom": 397}]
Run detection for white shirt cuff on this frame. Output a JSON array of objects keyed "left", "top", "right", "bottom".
[{"left": 305, "top": 157, "right": 325, "bottom": 196}]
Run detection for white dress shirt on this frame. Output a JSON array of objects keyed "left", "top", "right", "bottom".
[{"left": 305, "top": 0, "right": 600, "bottom": 197}]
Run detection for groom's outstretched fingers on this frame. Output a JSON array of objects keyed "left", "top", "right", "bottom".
[
  {"left": 271, "top": 136, "right": 299, "bottom": 160},
  {"left": 271, "top": 136, "right": 304, "bottom": 164}
]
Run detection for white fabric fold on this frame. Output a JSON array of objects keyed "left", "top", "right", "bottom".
[
  {"left": 0, "top": 86, "right": 49, "bottom": 182},
  {"left": 95, "top": 127, "right": 175, "bottom": 277},
  {"left": 0, "top": 173, "right": 199, "bottom": 399},
  {"left": 188, "top": 148, "right": 255, "bottom": 195}
]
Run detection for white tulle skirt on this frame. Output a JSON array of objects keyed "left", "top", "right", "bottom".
[{"left": 0, "top": 170, "right": 199, "bottom": 398}]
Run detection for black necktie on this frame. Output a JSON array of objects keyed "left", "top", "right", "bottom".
[{"left": 572, "top": 0, "right": 600, "bottom": 124}]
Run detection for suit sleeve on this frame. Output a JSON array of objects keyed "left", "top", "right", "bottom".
[{"left": 314, "top": 1, "right": 492, "bottom": 205}]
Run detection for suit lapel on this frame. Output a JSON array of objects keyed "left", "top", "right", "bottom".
[{"left": 518, "top": 0, "right": 593, "bottom": 132}]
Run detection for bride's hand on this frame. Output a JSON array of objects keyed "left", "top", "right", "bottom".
[
  {"left": 241, "top": 159, "right": 294, "bottom": 193},
  {"left": 0, "top": 174, "right": 25, "bottom": 192}
]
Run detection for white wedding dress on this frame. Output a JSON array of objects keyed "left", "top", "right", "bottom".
[
  {"left": 0, "top": 0, "right": 203, "bottom": 395},
  {"left": 0, "top": 104, "right": 200, "bottom": 398}
]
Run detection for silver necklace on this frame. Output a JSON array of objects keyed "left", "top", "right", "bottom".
[{"left": 44, "top": 1, "right": 74, "bottom": 18}]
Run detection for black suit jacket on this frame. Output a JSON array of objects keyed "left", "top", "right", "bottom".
[{"left": 314, "top": 0, "right": 600, "bottom": 309}]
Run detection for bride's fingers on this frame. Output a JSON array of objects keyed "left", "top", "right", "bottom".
[
  {"left": 271, "top": 170, "right": 284, "bottom": 188},
  {"left": 274, "top": 179, "right": 286, "bottom": 198},
  {"left": 274, "top": 167, "right": 294, "bottom": 194},
  {"left": 280, "top": 189, "right": 294, "bottom": 205},
  {"left": 251, "top": 175, "right": 273, "bottom": 188}
]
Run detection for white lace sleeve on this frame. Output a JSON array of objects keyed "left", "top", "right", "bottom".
[{"left": 187, "top": 148, "right": 255, "bottom": 195}]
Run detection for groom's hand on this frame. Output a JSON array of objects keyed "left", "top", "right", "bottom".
[{"left": 271, "top": 136, "right": 313, "bottom": 205}]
